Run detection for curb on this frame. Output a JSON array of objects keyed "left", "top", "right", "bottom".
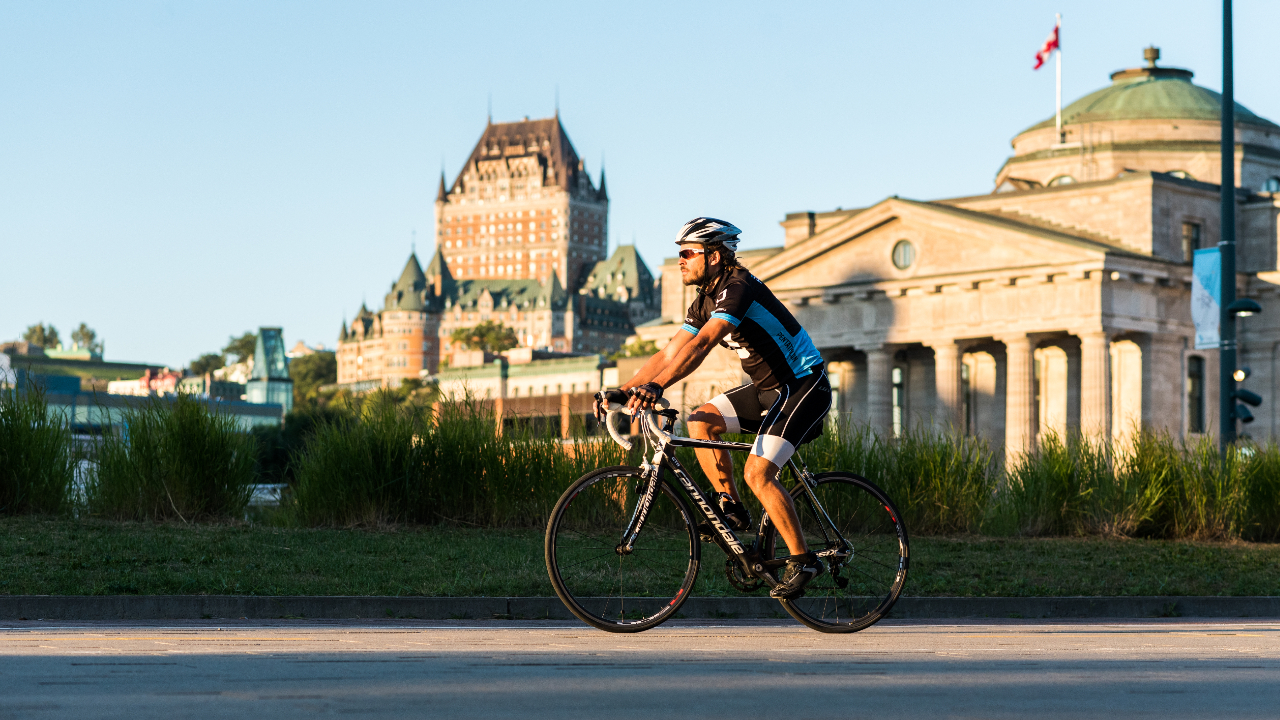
[{"left": 2, "top": 595, "right": 1279, "bottom": 621}]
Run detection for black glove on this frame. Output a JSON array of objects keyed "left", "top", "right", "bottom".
[
  {"left": 594, "top": 388, "right": 628, "bottom": 422},
  {"left": 629, "top": 382, "right": 664, "bottom": 409}
]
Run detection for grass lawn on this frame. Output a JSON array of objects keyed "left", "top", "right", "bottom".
[{"left": 3, "top": 516, "right": 1279, "bottom": 597}]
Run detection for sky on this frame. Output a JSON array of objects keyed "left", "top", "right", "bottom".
[{"left": 3, "top": 0, "right": 1277, "bottom": 367}]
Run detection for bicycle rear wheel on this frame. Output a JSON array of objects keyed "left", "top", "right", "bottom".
[
  {"left": 768, "top": 472, "right": 909, "bottom": 633},
  {"left": 545, "top": 465, "right": 700, "bottom": 633}
]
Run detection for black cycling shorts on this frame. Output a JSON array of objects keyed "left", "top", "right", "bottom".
[{"left": 706, "top": 365, "right": 831, "bottom": 466}]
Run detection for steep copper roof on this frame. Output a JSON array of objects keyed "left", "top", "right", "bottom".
[
  {"left": 449, "top": 116, "right": 596, "bottom": 197},
  {"left": 384, "top": 254, "right": 428, "bottom": 312},
  {"left": 581, "top": 245, "right": 655, "bottom": 306}
]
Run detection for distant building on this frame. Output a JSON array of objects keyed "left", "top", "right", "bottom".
[
  {"left": 286, "top": 341, "right": 325, "bottom": 359},
  {"left": 435, "top": 350, "right": 613, "bottom": 402},
  {"left": 334, "top": 116, "right": 659, "bottom": 390},
  {"left": 0, "top": 341, "right": 46, "bottom": 357},
  {"left": 43, "top": 344, "right": 102, "bottom": 362},
  {"left": 435, "top": 114, "right": 608, "bottom": 289},
  {"left": 176, "top": 374, "right": 246, "bottom": 401},
  {"left": 107, "top": 368, "right": 183, "bottom": 396},
  {"left": 633, "top": 48, "right": 1280, "bottom": 457},
  {"left": 245, "top": 328, "right": 293, "bottom": 415}
]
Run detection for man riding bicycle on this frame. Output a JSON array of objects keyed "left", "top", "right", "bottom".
[{"left": 596, "top": 217, "right": 832, "bottom": 600}]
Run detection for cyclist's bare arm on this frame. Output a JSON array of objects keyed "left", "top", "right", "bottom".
[
  {"left": 623, "top": 319, "right": 732, "bottom": 412},
  {"left": 618, "top": 326, "right": 691, "bottom": 392}
]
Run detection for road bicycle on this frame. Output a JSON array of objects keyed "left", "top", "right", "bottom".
[{"left": 544, "top": 398, "right": 909, "bottom": 634}]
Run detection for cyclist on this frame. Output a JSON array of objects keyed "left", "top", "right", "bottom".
[{"left": 596, "top": 217, "right": 831, "bottom": 599}]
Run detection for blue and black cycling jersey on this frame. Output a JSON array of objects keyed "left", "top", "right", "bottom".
[{"left": 682, "top": 266, "right": 823, "bottom": 391}]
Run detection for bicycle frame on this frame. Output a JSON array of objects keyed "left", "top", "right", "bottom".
[{"left": 610, "top": 405, "right": 854, "bottom": 583}]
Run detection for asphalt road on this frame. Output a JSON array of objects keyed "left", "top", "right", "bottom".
[{"left": 2, "top": 619, "right": 1278, "bottom": 719}]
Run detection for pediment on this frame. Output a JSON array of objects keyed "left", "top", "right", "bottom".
[{"left": 755, "top": 199, "right": 1125, "bottom": 291}]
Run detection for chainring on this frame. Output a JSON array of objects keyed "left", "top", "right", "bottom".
[{"left": 724, "top": 558, "right": 766, "bottom": 593}]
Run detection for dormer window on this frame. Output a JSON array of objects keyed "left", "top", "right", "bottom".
[
  {"left": 1264, "top": 177, "right": 1280, "bottom": 193},
  {"left": 1182, "top": 222, "right": 1202, "bottom": 262}
]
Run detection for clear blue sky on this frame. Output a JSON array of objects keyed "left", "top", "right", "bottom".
[{"left": 3, "top": 1, "right": 1277, "bottom": 367}]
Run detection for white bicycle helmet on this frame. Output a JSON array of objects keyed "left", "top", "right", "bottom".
[{"left": 676, "top": 217, "right": 742, "bottom": 252}]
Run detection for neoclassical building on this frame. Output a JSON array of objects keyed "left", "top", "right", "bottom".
[{"left": 637, "top": 49, "right": 1280, "bottom": 460}]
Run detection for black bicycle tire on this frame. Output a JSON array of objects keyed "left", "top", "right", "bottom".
[
  {"left": 545, "top": 465, "right": 701, "bottom": 633},
  {"left": 766, "top": 471, "right": 910, "bottom": 634}
]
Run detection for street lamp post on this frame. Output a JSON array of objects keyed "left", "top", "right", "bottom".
[{"left": 1218, "top": 0, "right": 1238, "bottom": 449}]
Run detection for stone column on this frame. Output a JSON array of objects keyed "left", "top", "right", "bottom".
[
  {"left": 865, "top": 347, "right": 893, "bottom": 438},
  {"left": 926, "top": 340, "right": 963, "bottom": 433},
  {"left": 827, "top": 360, "right": 857, "bottom": 433},
  {"left": 1001, "top": 335, "right": 1036, "bottom": 466},
  {"left": 1078, "top": 331, "right": 1112, "bottom": 441},
  {"left": 560, "top": 393, "right": 572, "bottom": 439},
  {"left": 1146, "top": 335, "right": 1186, "bottom": 436}
]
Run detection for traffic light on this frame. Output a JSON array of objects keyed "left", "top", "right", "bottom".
[{"left": 1232, "top": 366, "right": 1262, "bottom": 425}]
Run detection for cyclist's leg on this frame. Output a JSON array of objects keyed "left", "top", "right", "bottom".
[
  {"left": 686, "top": 404, "right": 735, "bottom": 497},
  {"left": 744, "top": 454, "right": 806, "bottom": 553},
  {"left": 744, "top": 368, "right": 833, "bottom": 556},
  {"left": 687, "top": 384, "right": 762, "bottom": 500}
]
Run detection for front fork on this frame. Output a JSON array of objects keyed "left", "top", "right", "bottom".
[{"left": 616, "top": 450, "right": 665, "bottom": 555}]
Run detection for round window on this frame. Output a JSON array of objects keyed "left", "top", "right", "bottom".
[{"left": 892, "top": 240, "right": 916, "bottom": 270}]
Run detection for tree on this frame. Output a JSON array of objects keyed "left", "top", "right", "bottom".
[
  {"left": 610, "top": 338, "right": 658, "bottom": 361},
  {"left": 189, "top": 353, "right": 225, "bottom": 376},
  {"left": 223, "top": 331, "right": 257, "bottom": 364},
  {"left": 450, "top": 321, "right": 518, "bottom": 354},
  {"left": 290, "top": 351, "right": 337, "bottom": 407},
  {"left": 70, "top": 323, "right": 102, "bottom": 353},
  {"left": 22, "top": 323, "right": 60, "bottom": 349}
]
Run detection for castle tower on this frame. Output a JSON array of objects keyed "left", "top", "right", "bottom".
[{"left": 434, "top": 116, "right": 608, "bottom": 290}]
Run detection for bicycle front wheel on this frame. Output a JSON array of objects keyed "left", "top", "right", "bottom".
[
  {"left": 769, "top": 472, "right": 909, "bottom": 633},
  {"left": 545, "top": 465, "right": 700, "bottom": 633}
]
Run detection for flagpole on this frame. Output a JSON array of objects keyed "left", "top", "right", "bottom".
[{"left": 1055, "top": 13, "right": 1063, "bottom": 143}]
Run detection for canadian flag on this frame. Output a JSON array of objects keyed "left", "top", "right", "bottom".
[{"left": 1034, "top": 22, "right": 1060, "bottom": 70}]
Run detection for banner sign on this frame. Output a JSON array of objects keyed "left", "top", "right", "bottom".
[{"left": 1191, "top": 248, "right": 1221, "bottom": 350}]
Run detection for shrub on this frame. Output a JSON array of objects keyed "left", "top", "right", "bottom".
[
  {"left": 0, "top": 384, "right": 76, "bottom": 514},
  {"left": 1142, "top": 434, "right": 1248, "bottom": 540},
  {"left": 87, "top": 394, "right": 256, "bottom": 520},
  {"left": 1243, "top": 442, "right": 1280, "bottom": 541}
]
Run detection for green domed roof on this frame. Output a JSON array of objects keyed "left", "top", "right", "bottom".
[{"left": 1024, "top": 65, "right": 1278, "bottom": 133}]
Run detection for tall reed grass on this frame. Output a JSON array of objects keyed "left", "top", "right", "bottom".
[
  {"left": 288, "top": 399, "right": 1280, "bottom": 541},
  {"left": 290, "top": 392, "right": 630, "bottom": 527},
  {"left": 995, "top": 431, "right": 1280, "bottom": 540},
  {"left": 800, "top": 422, "right": 1000, "bottom": 535},
  {"left": 993, "top": 433, "right": 1164, "bottom": 536},
  {"left": 87, "top": 394, "right": 257, "bottom": 521},
  {"left": 5, "top": 378, "right": 1279, "bottom": 543},
  {"left": 0, "top": 384, "right": 76, "bottom": 514}
]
